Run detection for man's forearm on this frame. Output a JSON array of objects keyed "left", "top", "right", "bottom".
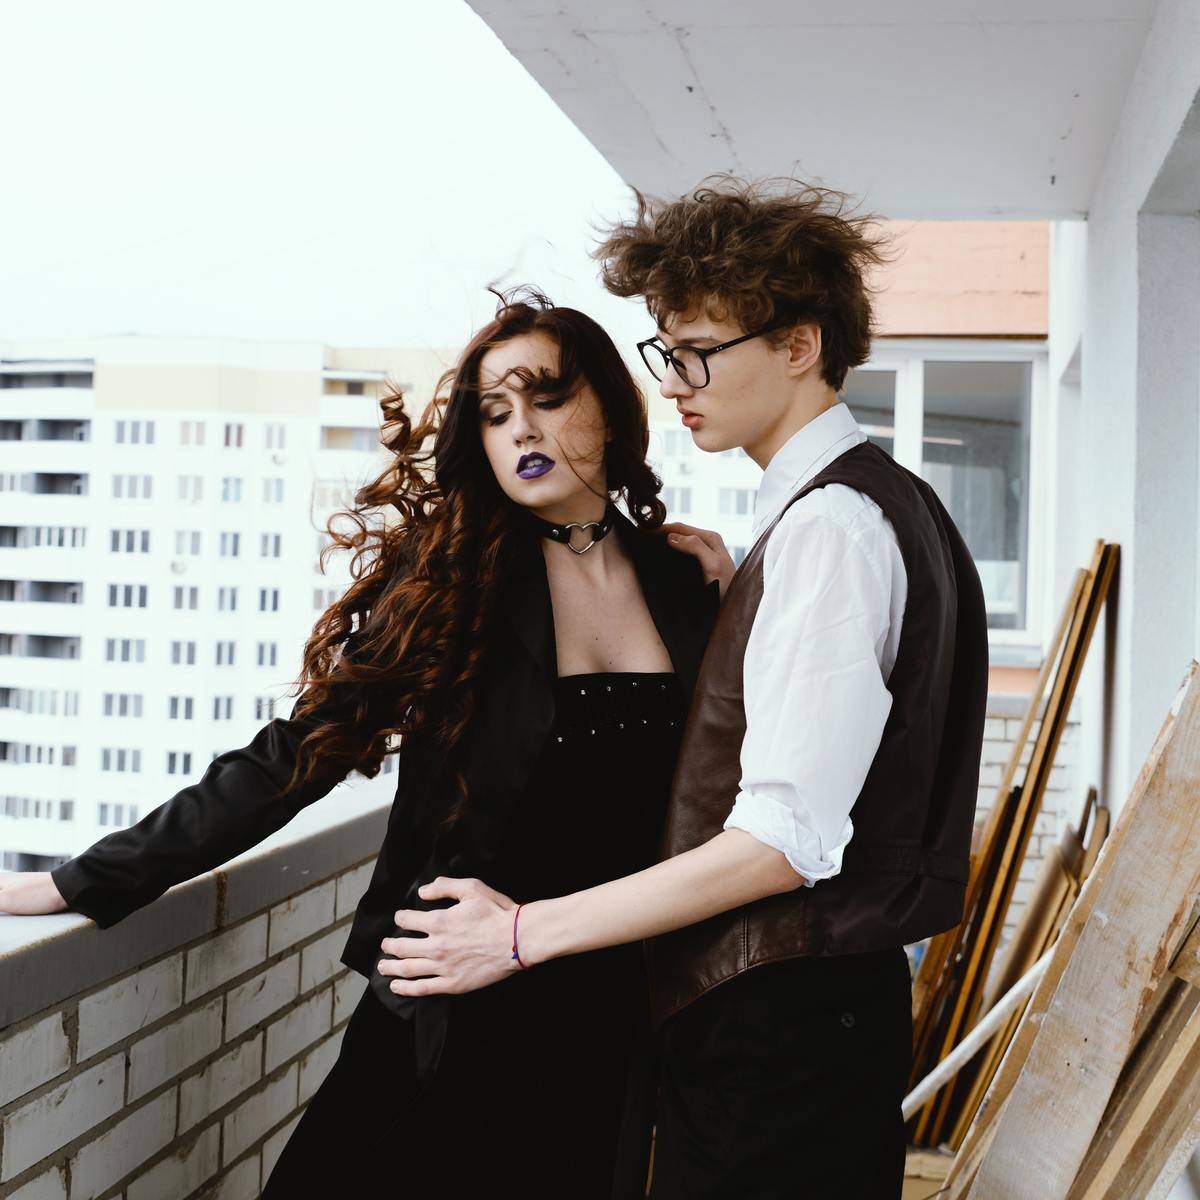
[{"left": 518, "top": 828, "right": 806, "bottom": 966}]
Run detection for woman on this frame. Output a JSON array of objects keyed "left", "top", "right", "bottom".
[{"left": 0, "top": 289, "right": 729, "bottom": 1198}]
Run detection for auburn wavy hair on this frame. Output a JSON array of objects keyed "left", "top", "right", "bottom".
[
  {"left": 593, "top": 174, "right": 894, "bottom": 391},
  {"left": 280, "top": 288, "right": 665, "bottom": 823}
]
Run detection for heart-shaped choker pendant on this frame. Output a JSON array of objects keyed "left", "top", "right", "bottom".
[{"left": 527, "top": 508, "right": 615, "bottom": 555}]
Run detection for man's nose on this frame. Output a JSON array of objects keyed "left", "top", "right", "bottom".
[{"left": 659, "top": 361, "right": 693, "bottom": 402}]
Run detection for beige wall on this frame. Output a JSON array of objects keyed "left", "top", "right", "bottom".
[{"left": 871, "top": 221, "right": 1049, "bottom": 338}]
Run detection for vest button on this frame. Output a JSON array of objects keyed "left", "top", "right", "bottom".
[{"left": 840, "top": 1012, "right": 856, "bottom": 1029}]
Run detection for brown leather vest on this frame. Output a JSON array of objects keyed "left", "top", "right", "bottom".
[{"left": 645, "top": 439, "right": 989, "bottom": 1027}]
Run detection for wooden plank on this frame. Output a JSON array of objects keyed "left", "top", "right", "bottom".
[
  {"left": 967, "top": 662, "right": 1200, "bottom": 1199},
  {"left": 946, "top": 666, "right": 1192, "bottom": 1196}
]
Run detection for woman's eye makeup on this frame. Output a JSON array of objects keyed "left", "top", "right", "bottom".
[{"left": 482, "top": 398, "right": 567, "bottom": 427}]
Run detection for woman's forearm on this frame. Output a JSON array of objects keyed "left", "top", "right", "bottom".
[{"left": 518, "top": 828, "right": 806, "bottom": 966}]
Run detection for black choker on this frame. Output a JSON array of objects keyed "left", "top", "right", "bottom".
[{"left": 525, "top": 505, "right": 616, "bottom": 555}]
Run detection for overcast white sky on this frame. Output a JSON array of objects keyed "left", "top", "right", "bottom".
[{"left": 0, "top": 0, "right": 653, "bottom": 353}]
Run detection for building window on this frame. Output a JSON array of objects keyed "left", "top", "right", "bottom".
[
  {"left": 219, "top": 532, "right": 240, "bottom": 558},
  {"left": 224, "top": 422, "right": 244, "bottom": 448},
  {"left": 177, "top": 475, "right": 203, "bottom": 503},
  {"left": 167, "top": 751, "right": 193, "bottom": 775},
  {"left": 213, "top": 696, "right": 233, "bottom": 720},
  {"left": 217, "top": 586, "right": 237, "bottom": 612},
  {"left": 259, "top": 587, "right": 279, "bottom": 613},
  {"left": 175, "top": 530, "right": 201, "bottom": 555},
  {"left": 108, "top": 583, "right": 148, "bottom": 608},
  {"left": 180, "top": 420, "right": 206, "bottom": 447},
  {"left": 170, "top": 639, "right": 197, "bottom": 666},
  {"left": 105, "top": 638, "right": 145, "bottom": 663},
  {"left": 254, "top": 696, "right": 278, "bottom": 721},
  {"left": 663, "top": 486, "right": 692, "bottom": 516},
  {"left": 718, "top": 488, "right": 755, "bottom": 517},
  {"left": 215, "top": 640, "right": 235, "bottom": 666},
  {"left": 265, "top": 423, "right": 286, "bottom": 450},
  {"left": 257, "top": 641, "right": 278, "bottom": 667},
  {"left": 168, "top": 695, "right": 194, "bottom": 720},
  {"left": 260, "top": 532, "right": 281, "bottom": 558},
  {"left": 221, "top": 477, "right": 243, "bottom": 503},
  {"left": 262, "top": 477, "right": 284, "bottom": 504}
]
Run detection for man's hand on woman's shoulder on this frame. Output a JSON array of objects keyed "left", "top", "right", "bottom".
[
  {"left": 660, "top": 522, "right": 736, "bottom": 600},
  {"left": 0, "top": 871, "right": 70, "bottom": 916}
]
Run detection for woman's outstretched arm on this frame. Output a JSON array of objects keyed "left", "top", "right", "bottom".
[{"left": 0, "top": 701, "right": 350, "bottom": 927}]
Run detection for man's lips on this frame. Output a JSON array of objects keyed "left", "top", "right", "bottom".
[
  {"left": 517, "top": 452, "right": 555, "bottom": 478},
  {"left": 678, "top": 408, "right": 703, "bottom": 429}
]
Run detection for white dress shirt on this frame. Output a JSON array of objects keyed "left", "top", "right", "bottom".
[{"left": 722, "top": 402, "right": 909, "bottom": 886}]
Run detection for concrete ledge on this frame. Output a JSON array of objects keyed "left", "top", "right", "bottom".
[{"left": 0, "top": 781, "right": 390, "bottom": 1031}]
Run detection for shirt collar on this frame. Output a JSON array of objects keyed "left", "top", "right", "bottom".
[{"left": 752, "top": 402, "right": 866, "bottom": 539}]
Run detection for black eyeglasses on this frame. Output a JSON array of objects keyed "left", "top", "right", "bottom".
[{"left": 636, "top": 322, "right": 786, "bottom": 389}]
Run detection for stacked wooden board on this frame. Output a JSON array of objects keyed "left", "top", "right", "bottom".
[
  {"left": 940, "top": 659, "right": 1200, "bottom": 1197},
  {"left": 908, "top": 540, "right": 1120, "bottom": 1147}
]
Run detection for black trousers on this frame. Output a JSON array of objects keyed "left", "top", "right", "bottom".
[{"left": 650, "top": 947, "right": 913, "bottom": 1200}]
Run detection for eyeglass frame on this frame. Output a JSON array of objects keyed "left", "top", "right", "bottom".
[{"left": 636, "top": 320, "right": 790, "bottom": 389}]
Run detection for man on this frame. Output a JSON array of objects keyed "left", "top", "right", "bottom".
[{"left": 379, "top": 177, "right": 989, "bottom": 1198}]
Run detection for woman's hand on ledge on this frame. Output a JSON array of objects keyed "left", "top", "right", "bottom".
[{"left": 0, "top": 871, "right": 70, "bottom": 917}]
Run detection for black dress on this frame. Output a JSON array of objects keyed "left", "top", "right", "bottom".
[{"left": 262, "top": 671, "right": 685, "bottom": 1199}]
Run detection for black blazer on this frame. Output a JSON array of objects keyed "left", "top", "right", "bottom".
[{"left": 50, "top": 509, "right": 718, "bottom": 1074}]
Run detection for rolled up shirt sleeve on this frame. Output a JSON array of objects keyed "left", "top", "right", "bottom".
[{"left": 723, "top": 495, "right": 898, "bottom": 886}]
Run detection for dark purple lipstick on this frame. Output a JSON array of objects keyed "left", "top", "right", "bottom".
[{"left": 517, "top": 452, "right": 555, "bottom": 480}]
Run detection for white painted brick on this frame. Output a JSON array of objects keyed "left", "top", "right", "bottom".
[
  {"left": 225, "top": 956, "right": 300, "bottom": 1042},
  {"left": 265, "top": 987, "right": 332, "bottom": 1075},
  {"left": 179, "top": 1033, "right": 263, "bottom": 1134},
  {"left": 261, "top": 1110, "right": 303, "bottom": 1184},
  {"left": 1017, "top": 854, "right": 1040, "bottom": 883},
  {"left": 6, "top": 1166, "right": 67, "bottom": 1200},
  {"left": 1012, "top": 877, "right": 1036, "bottom": 906},
  {"left": 982, "top": 718, "right": 1006, "bottom": 740},
  {"left": 186, "top": 916, "right": 268, "bottom": 1003},
  {"left": 76, "top": 955, "right": 183, "bottom": 1062},
  {"left": 1047, "top": 764, "right": 1072, "bottom": 790},
  {"left": 128, "top": 997, "right": 223, "bottom": 1102},
  {"left": 222, "top": 1064, "right": 298, "bottom": 1165},
  {"left": 68, "top": 1089, "right": 177, "bottom": 1200},
  {"left": 299, "top": 926, "right": 348, "bottom": 994},
  {"left": 1018, "top": 742, "right": 1034, "bottom": 766},
  {"left": 977, "top": 763, "right": 1002, "bottom": 787},
  {"left": 126, "top": 1125, "right": 220, "bottom": 1200},
  {"left": 298, "top": 1028, "right": 344, "bottom": 1105},
  {"left": 203, "top": 1154, "right": 260, "bottom": 1200},
  {"left": 1, "top": 1053, "right": 124, "bottom": 1183},
  {"left": 268, "top": 880, "right": 336, "bottom": 956},
  {"left": 1008, "top": 717, "right": 1036, "bottom": 740},
  {"left": 0, "top": 1011, "right": 71, "bottom": 1108},
  {"left": 335, "top": 861, "right": 375, "bottom": 920},
  {"left": 979, "top": 739, "right": 1010, "bottom": 767},
  {"left": 333, "top": 971, "right": 367, "bottom": 1026}
]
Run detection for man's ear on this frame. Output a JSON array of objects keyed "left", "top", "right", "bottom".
[{"left": 784, "top": 322, "right": 823, "bottom": 377}]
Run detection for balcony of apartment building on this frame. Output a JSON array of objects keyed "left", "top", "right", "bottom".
[{"left": 3, "top": 3, "right": 1200, "bottom": 1198}]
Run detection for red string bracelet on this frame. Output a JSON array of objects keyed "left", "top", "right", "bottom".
[{"left": 511, "top": 902, "right": 528, "bottom": 970}]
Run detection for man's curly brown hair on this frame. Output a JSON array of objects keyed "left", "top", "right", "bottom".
[{"left": 593, "top": 175, "right": 894, "bottom": 391}]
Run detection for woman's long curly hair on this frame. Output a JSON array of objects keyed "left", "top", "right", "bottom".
[{"left": 280, "top": 287, "right": 666, "bottom": 824}]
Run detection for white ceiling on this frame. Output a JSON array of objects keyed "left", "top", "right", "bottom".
[{"left": 468, "top": 0, "right": 1160, "bottom": 219}]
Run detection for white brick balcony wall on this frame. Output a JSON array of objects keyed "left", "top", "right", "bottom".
[{"left": 0, "top": 796, "right": 389, "bottom": 1200}]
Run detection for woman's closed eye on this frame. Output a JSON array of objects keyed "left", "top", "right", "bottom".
[{"left": 484, "top": 397, "right": 567, "bottom": 427}]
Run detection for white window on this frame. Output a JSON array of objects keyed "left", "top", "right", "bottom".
[
  {"left": 168, "top": 695, "right": 194, "bottom": 720},
  {"left": 262, "top": 477, "right": 284, "bottom": 503},
  {"left": 255, "top": 695, "right": 278, "bottom": 720},
  {"left": 265, "top": 423, "right": 286, "bottom": 450},
  {"left": 224, "top": 422, "right": 244, "bottom": 448},
  {"left": 257, "top": 641, "right": 278, "bottom": 667},
  {"left": 221, "top": 477, "right": 243, "bottom": 502},
  {"left": 258, "top": 587, "right": 279, "bottom": 613},
  {"left": 180, "top": 420, "right": 206, "bottom": 447},
  {"left": 260, "top": 532, "right": 281, "bottom": 558},
  {"left": 219, "top": 532, "right": 240, "bottom": 558},
  {"left": 212, "top": 696, "right": 233, "bottom": 720},
  {"left": 177, "top": 475, "right": 204, "bottom": 503},
  {"left": 218, "top": 586, "right": 237, "bottom": 612},
  {"left": 175, "top": 530, "right": 201, "bottom": 555},
  {"left": 663, "top": 486, "right": 692, "bottom": 516},
  {"left": 718, "top": 488, "right": 755, "bottom": 517},
  {"left": 215, "top": 640, "right": 236, "bottom": 666}
]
